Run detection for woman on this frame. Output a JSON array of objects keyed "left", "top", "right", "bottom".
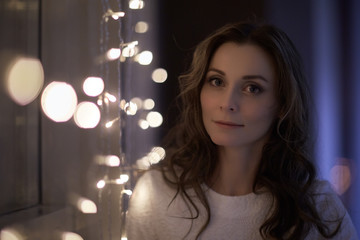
[{"left": 126, "top": 22, "right": 358, "bottom": 239}]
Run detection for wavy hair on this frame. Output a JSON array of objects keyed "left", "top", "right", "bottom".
[{"left": 157, "top": 21, "right": 342, "bottom": 239}]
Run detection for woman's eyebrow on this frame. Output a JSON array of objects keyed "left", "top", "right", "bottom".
[{"left": 207, "top": 68, "right": 269, "bottom": 82}]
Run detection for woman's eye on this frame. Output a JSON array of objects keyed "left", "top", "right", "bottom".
[
  {"left": 245, "top": 84, "right": 262, "bottom": 94},
  {"left": 209, "top": 78, "right": 223, "bottom": 87}
]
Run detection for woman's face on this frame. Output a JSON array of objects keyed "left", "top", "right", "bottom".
[{"left": 200, "top": 42, "right": 278, "bottom": 150}]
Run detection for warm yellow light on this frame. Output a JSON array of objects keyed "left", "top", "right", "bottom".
[
  {"left": 105, "top": 155, "right": 120, "bottom": 167},
  {"left": 83, "top": 77, "right": 104, "bottom": 97},
  {"left": 124, "top": 101, "right": 138, "bottom": 115},
  {"left": 77, "top": 198, "right": 97, "bottom": 214},
  {"left": 129, "top": 0, "right": 144, "bottom": 9},
  {"left": 74, "top": 102, "right": 100, "bottom": 129},
  {"left": 116, "top": 174, "right": 129, "bottom": 184},
  {"left": 41, "top": 81, "right": 78, "bottom": 122},
  {"left": 152, "top": 68, "right": 168, "bottom": 83},
  {"left": 5, "top": 57, "right": 44, "bottom": 106},
  {"left": 136, "top": 51, "right": 153, "bottom": 65},
  {"left": 0, "top": 229, "right": 23, "bottom": 240},
  {"left": 122, "top": 189, "right": 133, "bottom": 196},
  {"left": 61, "top": 232, "right": 84, "bottom": 240},
  {"left": 143, "top": 98, "right": 155, "bottom": 110},
  {"left": 105, "top": 92, "right": 117, "bottom": 102},
  {"left": 106, "top": 48, "right": 121, "bottom": 60},
  {"left": 138, "top": 119, "right": 149, "bottom": 130},
  {"left": 131, "top": 97, "right": 142, "bottom": 109},
  {"left": 135, "top": 21, "right": 149, "bottom": 33},
  {"left": 146, "top": 111, "right": 163, "bottom": 128},
  {"left": 97, "top": 180, "right": 106, "bottom": 189}
]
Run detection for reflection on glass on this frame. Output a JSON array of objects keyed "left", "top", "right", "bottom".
[{"left": 41, "top": 81, "right": 78, "bottom": 122}]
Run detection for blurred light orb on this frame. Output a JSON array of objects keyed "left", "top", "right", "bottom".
[
  {"left": 124, "top": 101, "right": 138, "bottom": 115},
  {"left": 122, "top": 45, "right": 137, "bottom": 58},
  {"left": 143, "top": 98, "right": 155, "bottom": 110},
  {"left": 330, "top": 162, "right": 352, "bottom": 195},
  {"left": 137, "top": 51, "right": 153, "bottom": 65},
  {"left": 6, "top": 57, "right": 44, "bottom": 106},
  {"left": 106, "top": 48, "right": 121, "bottom": 60},
  {"left": 61, "top": 232, "right": 84, "bottom": 240},
  {"left": 146, "top": 111, "right": 163, "bottom": 128},
  {"left": 122, "top": 189, "right": 133, "bottom": 196},
  {"left": 129, "top": 0, "right": 144, "bottom": 9},
  {"left": 116, "top": 174, "right": 129, "bottom": 184},
  {"left": 105, "top": 155, "right": 120, "bottom": 167},
  {"left": 74, "top": 102, "right": 100, "bottom": 129},
  {"left": 0, "top": 229, "right": 23, "bottom": 240},
  {"left": 77, "top": 198, "right": 97, "bottom": 214},
  {"left": 83, "top": 77, "right": 104, "bottom": 97},
  {"left": 131, "top": 97, "right": 143, "bottom": 109},
  {"left": 138, "top": 119, "right": 149, "bottom": 130},
  {"left": 135, "top": 21, "right": 149, "bottom": 33},
  {"left": 41, "top": 81, "right": 78, "bottom": 122},
  {"left": 152, "top": 68, "right": 168, "bottom": 83},
  {"left": 97, "top": 180, "right": 106, "bottom": 189}
]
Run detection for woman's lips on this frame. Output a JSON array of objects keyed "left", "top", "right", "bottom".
[{"left": 213, "top": 120, "right": 244, "bottom": 127}]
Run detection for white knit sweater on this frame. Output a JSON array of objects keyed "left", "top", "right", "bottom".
[{"left": 126, "top": 170, "right": 358, "bottom": 240}]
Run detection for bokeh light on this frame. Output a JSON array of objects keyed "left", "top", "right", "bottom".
[
  {"left": 136, "top": 51, "right": 153, "bottom": 65},
  {"left": 151, "top": 68, "right": 168, "bottom": 83},
  {"left": 106, "top": 48, "right": 121, "bottom": 60},
  {"left": 330, "top": 158, "right": 352, "bottom": 195},
  {"left": 146, "top": 111, "right": 163, "bottom": 127},
  {"left": 61, "top": 232, "right": 84, "bottom": 240},
  {"left": 5, "top": 57, "right": 44, "bottom": 106},
  {"left": 138, "top": 119, "right": 149, "bottom": 130},
  {"left": 41, "top": 81, "right": 78, "bottom": 122},
  {"left": 124, "top": 101, "right": 138, "bottom": 115},
  {"left": 74, "top": 102, "right": 101, "bottom": 129},
  {"left": 131, "top": 97, "right": 142, "bottom": 109},
  {"left": 77, "top": 198, "right": 97, "bottom": 214},
  {"left": 97, "top": 180, "right": 106, "bottom": 189},
  {"left": 135, "top": 21, "right": 149, "bottom": 33},
  {"left": 0, "top": 229, "right": 23, "bottom": 240},
  {"left": 83, "top": 77, "right": 104, "bottom": 97},
  {"left": 129, "top": 0, "right": 144, "bottom": 9},
  {"left": 143, "top": 98, "right": 155, "bottom": 110}
]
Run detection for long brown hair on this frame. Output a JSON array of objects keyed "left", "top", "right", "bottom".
[{"left": 157, "top": 21, "right": 342, "bottom": 239}]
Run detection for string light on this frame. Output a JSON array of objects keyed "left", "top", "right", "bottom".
[{"left": 102, "top": 9, "right": 125, "bottom": 22}]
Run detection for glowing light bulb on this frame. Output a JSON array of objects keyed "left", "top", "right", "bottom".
[
  {"left": 97, "top": 180, "right": 106, "bottom": 189},
  {"left": 146, "top": 111, "right": 163, "bottom": 128},
  {"left": 41, "top": 81, "right": 78, "bottom": 122},
  {"left": 129, "top": 0, "right": 144, "bottom": 9},
  {"left": 131, "top": 97, "right": 143, "bottom": 109},
  {"left": 105, "top": 155, "right": 120, "bottom": 167},
  {"left": 106, "top": 48, "right": 121, "bottom": 60},
  {"left": 135, "top": 21, "right": 149, "bottom": 33},
  {"left": 152, "top": 68, "right": 168, "bottom": 83},
  {"left": 143, "top": 98, "right": 155, "bottom": 110},
  {"left": 105, "top": 92, "right": 117, "bottom": 102},
  {"left": 122, "top": 189, "right": 133, "bottom": 196},
  {"left": 116, "top": 174, "right": 129, "bottom": 184},
  {"left": 74, "top": 102, "right": 101, "bottom": 129},
  {"left": 83, "top": 77, "right": 104, "bottom": 97},
  {"left": 5, "top": 57, "right": 44, "bottom": 106},
  {"left": 136, "top": 51, "right": 153, "bottom": 65},
  {"left": 124, "top": 101, "right": 138, "bottom": 115},
  {"left": 77, "top": 198, "right": 97, "bottom": 214}
]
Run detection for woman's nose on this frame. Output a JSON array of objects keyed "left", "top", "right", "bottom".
[{"left": 220, "top": 89, "right": 238, "bottom": 112}]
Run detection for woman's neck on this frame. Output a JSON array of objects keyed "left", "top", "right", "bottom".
[{"left": 209, "top": 145, "right": 263, "bottom": 196}]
